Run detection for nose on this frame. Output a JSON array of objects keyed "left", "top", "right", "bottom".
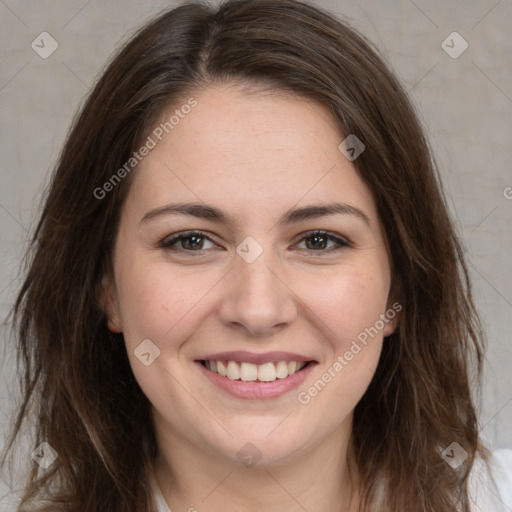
[{"left": 218, "top": 248, "right": 298, "bottom": 337}]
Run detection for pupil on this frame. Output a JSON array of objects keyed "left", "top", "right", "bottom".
[
  {"left": 307, "top": 235, "right": 326, "bottom": 250},
  {"left": 184, "top": 236, "right": 202, "bottom": 249}
]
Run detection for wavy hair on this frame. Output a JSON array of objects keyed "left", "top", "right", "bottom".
[{"left": 1, "top": 0, "right": 488, "bottom": 510}]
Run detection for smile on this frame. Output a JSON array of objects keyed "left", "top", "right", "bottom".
[
  {"left": 200, "top": 360, "right": 308, "bottom": 382},
  {"left": 195, "top": 354, "right": 317, "bottom": 400}
]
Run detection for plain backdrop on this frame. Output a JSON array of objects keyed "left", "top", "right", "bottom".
[{"left": 0, "top": 0, "right": 511, "bottom": 504}]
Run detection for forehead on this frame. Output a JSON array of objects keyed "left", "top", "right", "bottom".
[{"left": 126, "top": 83, "right": 378, "bottom": 224}]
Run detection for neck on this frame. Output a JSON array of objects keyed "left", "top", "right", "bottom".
[{"left": 153, "top": 416, "right": 360, "bottom": 512}]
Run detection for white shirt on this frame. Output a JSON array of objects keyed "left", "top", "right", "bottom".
[
  {"left": 151, "top": 449, "right": 512, "bottom": 512},
  {"left": 467, "top": 448, "right": 512, "bottom": 511}
]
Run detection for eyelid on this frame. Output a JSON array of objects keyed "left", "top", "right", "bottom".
[
  {"left": 159, "top": 229, "right": 351, "bottom": 254},
  {"left": 159, "top": 230, "right": 218, "bottom": 249},
  {"left": 291, "top": 229, "right": 351, "bottom": 254}
]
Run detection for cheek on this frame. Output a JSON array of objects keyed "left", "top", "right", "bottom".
[
  {"left": 297, "top": 263, "right": 390, "bottom": 347},
  {"left": 115, "top": 257, "right": 221, "bottom": 351},
  {"left": 293, "top": 268, "right": 387, "bottom": 419}
]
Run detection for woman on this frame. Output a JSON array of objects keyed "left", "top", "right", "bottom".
[{"left": 1, "top": 0, "right": 511, "bottom": 511}]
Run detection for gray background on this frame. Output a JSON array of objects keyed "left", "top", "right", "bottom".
[{"left": 0, "top": 0, "right": 511, "bottom": 507}]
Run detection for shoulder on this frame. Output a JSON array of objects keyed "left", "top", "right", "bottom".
[
  {"left": 147, "top": 452, "right": 512, "bottom": 512},
  {"left": 149, "top": 471, "right": 172, "bottom": 512},
  {"left": 468, "top": 448, "right": 512, "bottom": 512}
]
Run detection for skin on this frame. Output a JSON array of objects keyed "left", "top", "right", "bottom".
[{"left": 102, "top": 83, "right": 398, "bottom": 512}]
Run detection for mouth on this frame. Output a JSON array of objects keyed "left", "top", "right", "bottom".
[
  {"left": 198, "top": 359, "right": 312, "bottom": 382},
  {"left": 194, "top": 352, "right": 317, "bottom": 400}
]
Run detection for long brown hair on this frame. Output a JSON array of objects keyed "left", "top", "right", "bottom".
[{"left": 1, "top": 0, "right": 488, "bottom": 510}]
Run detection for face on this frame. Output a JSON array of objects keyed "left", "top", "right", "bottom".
[{"left": 103, "top": 83, "right": 397, "bottom": 468}]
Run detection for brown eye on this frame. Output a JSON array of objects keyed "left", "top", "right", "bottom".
[
  {"left": 160, "top": 231, "right": 217, "bottom": 252},
  {"left": 295, "top": 231, "right": 350, "bottom": 253}
]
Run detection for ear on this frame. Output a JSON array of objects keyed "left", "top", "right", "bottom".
[
  {"left": 383, "top": 298, "right": 401, "bottom": 337},
  {"left": 97, "top": 275, "right": 123, "bottom": 333},
  {"left": 382, "top": 271, "right": 402, "bottom": 337}
]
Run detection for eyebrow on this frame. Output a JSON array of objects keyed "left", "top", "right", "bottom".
[{"left": 140, "top": 201, "right": 370, "bottom": 227}]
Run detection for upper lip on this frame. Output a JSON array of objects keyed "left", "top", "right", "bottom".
[{"left": 197, "top": 351, "right": 316, "bottom": 365}]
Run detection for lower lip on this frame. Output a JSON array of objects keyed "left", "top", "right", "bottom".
[{"left": 195, "top": 361, "right": 316, "bottom": 400}]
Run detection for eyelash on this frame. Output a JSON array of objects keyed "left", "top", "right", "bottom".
[{"left": 159, "top": 230, "right": 350, "bottom": 255}]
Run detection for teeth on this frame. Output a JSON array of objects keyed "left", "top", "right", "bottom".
[
  {"left": 276, "top": 361, "right": 288, "bottom": 379},
  {"left": 203, "top": 360, "right": 307, "bottom": 382},
  {"left": 240, "top": 362, "right": 258, "bottom": 382},
  {"left": 227, "top": 361, "right": 240, "bottom": 379},
  {"left": 217, "top": 361, "right": 227, "bottom": 377},
  {"left": 258, "top": 362, "right": 276, "bottom": 382}
]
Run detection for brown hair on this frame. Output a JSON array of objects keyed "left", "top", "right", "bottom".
[{"left": 1, "top": 0, "right": 488, "bottom": 510}]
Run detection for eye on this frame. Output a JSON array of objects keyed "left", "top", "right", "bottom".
[
  {"left": 294, "top": 230, "right": 350, "bottom": 253},
  {"left": 159, "top": 231, "right": 218, "bottom": 252},
  {"left": 159, "top": 229, "right": 350, "bottom": 255}
]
